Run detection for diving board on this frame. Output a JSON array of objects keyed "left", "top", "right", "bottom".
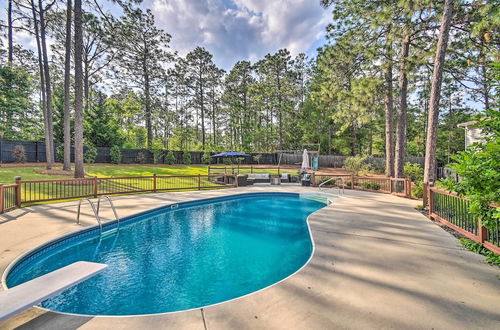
[{"left": 0, "top": 261, "right": 107, "bottom": 321}]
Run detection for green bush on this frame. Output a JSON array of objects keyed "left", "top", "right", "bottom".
[
  {"left": 222, "top": 157, "right": 233, "bottom": 165},
  {"left": 253, "top": 154, "right": 262, "bottom": 164},
  {"left": 442, "top": 108, "right": 499, "bottom": 232},
  {"left": 110, "top": 145, "right": 122, "bottom": 164},
  {"left": 459, "top": 238, "right": 500, "bottom": 267},
  {"left": 404, "top": 162, "right": 424, "bottom": 183},
  {"left": 56, "top": 145, "right": 64, "bottom": 163},
  {"left": 361, "top": 181, "right": 380, "bottom": 190},
  {"left": 165, "top": 151, "right": 176, "bottom": 165},
  {"left": 202, "top": 152, "right": 212, "bottom": 164},
  {"left": 84, "top": 144, "right": 97, "bottom": 164},
  {"left": 344, "top": 155, "right": 370, "bottom": 175},
  {"left": 151, "top": 148, "right": 163, "bottom": 164},
  {"left": 412, "top": 181, "right": 424, "bottom": 198},
  {"left": 183, "top": 151, "right": 192, "bottom": 165}
]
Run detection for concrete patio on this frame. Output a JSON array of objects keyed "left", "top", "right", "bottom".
[{"left": 0, "top": 186, "right": 499, "bottom": 329}]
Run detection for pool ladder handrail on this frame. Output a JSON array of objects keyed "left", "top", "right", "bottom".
[
  {"left": 96, "top": 195, "right": 120, "bottom": 231},
  {"left": 318, "top": 177, "right": 345, "bottom": 195},
  {"left": 76, "top": 196, "right": 120, "bottom": 234},
  {"left": 76, "top": 198, "right": 102, "bottom": 232}
]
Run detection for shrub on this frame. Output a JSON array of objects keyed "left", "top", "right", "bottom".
[
  {"left": 344, "top": 155, "right": 370, "bottom": 175},
  {"left": 202, "top": 152, "right": 212, "bottom": 164},
  {"left": 183, "top": 151, "right": 192, "bottom": 165},
  {"left": 56, "top": 145, "right": 64, "bottom": 163},
  {"left": 361, "top": 181, "right": 380, "bottom": 190},
  {"left": 84, "top": 144, "right": 97, "bottom": 163},
  {"left": 404, "top": 162, "right": 424, "bottom": 183},
  {"left": 12, "top": 145, "right": 26, "bottom": 163},
  {"left": 165, "top": 151, "right": 176, "bottom": 165},
  {"left": 441, "top": 108, "right": 499, "bottom": 232},
  {"left": 151, "top": 147, "right": 163, "bottom": 164},
  {"left": 459, "top": 238, "right": 500, "bottom": 266},
  {"left": 110, "top": 145, "right": 122, "bottom": 164},
  {"left": 222, "top": 157, "right": 232, "bottom": 165},
  {"left": 253, "top": 154, "right": 262, "bottom": 164},
  {"left": 136, "top": 151, "right": 147, "bottom": 164},
  {"left": 412, "top": 181, "right": 424, "bottom": 198}
]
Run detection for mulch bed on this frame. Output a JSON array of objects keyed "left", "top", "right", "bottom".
[{"left": 36, "top": 169, "right": 74, "bottom": 176}]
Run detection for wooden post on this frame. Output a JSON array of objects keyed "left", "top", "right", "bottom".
[
  {"left": 389, "top": 178, "right": 393, "bottom": 194},
  {"left": 423, "top": 183, "right": 428, "bottom": 207},
  {"left": 428, "top": 186, "right": 434, "bottom": 219},
  {"left": 234, "top": 175, "right": 239, "bottom": 187},
  {"left": 197, "top": 174, "right": 201, "bottom": 190},
  {"left": 0, "top": 184, "right": 4, "bottom": 214},
  {"left": 406, "top": 179, "right": 411, "bottom": 198},
  {"left": 478, "top": 219, "right": 487, "bottom": 244},
  {"left": 251, "top": 165, "right": 253, "bottom": 174},
  {"left": 15, "top": 176, "right": 21, "bottom": 207},
  {"left": 208, "top": 165, "right": 210, "bottom": 175},
  {"left": 224, "top": 167, "right": 227, "bottom": 175},
  {"left": 93, "top": 176, "right": 98, "bottom": 198},
  {"left": 153, "top": 174, "right": 157, "bottom": 193}
]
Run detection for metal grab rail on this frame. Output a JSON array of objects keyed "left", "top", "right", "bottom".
[
  {"left": 318, "top": 177, "right": 344, "bottom": 195},
  {"left": 96, "top": 195, "right": 120, "bottom": 231},
  {"left": 76, "top": 198, "right": 102, "bottom": 232}
]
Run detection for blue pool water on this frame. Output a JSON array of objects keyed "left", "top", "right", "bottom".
[{"left": 6, "top": 193, "right": 327, "bottom": 316}]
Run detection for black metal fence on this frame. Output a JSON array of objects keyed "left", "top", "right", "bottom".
[{"left": 0, "top": 139, "right": 424, "bottom": 166}]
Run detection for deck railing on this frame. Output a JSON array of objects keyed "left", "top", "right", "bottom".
[
  {"left": 0, "top": 184, "right": 19, "bottom": 213},
  {"left": 0, "top": 174, "right": 237, "bottom": 210},
  {"left": 428, "top": 187, "right": 499, "bottom": 254},
  {"left": 313, "top": 175, "right": 412, "bottom": 198}
]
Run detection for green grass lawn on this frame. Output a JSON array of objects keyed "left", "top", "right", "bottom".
[{"left": 0, "top": 164, "right": 209, "bottom": 184}]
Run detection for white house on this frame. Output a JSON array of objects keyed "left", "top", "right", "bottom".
[{"left": 457, "top": 121, "right": 486, "bottom": 147}]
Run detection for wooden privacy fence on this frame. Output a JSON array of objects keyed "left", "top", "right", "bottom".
[
  {"left": 0, "top": 175, "right": 237, "bottom": 209},
  {"left": 428, "top": 187, "right": 499, "bottom": 254},
  {"left": 313, "top": 175, "right": 413, "bottom": 198}
]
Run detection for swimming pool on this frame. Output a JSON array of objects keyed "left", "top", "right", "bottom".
[{"left": 4, "top": 193, "right": 328, "bottom": 316}]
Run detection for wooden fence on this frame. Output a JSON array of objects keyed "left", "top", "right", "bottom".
[
  {"left": 428, "top": 187, "right": 499, "bottom": 254},
  {"left": 313, "top": 175, "right": 413, "bottom": 198},
  {"left": 0, "top": 184, "right": 19, "bottom": 213},
  {"left": 0, "top": 175, "right": 237, "bottom": 209}
]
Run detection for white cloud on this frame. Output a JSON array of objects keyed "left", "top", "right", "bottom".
[{"left": 148, "top": 0, "right": 329, "bottom": 70}]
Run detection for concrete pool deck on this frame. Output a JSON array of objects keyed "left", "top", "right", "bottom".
[{"left": 0, "top": 186, "right": 498, "bottom": 329}]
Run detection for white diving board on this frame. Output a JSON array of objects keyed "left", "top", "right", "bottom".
[{"left": 0, "top": 261, "right": 107, "bottom": 321}]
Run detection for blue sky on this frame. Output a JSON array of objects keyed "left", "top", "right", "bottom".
[{"left": 1, "top": 0, "right": 330, "bottom": 70}]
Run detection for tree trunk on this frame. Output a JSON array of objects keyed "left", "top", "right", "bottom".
[
  {"left": 30, "top": 0, "right": 49, "bottom": 168},
  {"left": 200, "top": 69, "right": 205, "bottom": 150},
  {"left": 84, "top": 57, "right": 90, "bottom": 112},
  {"left": 423, "top": 0, "right": 455, "bottom": 183},
  {"left": 384, "top": 42, "right": 394, "bottom": 177},
  {"left": 212, "top": 85, "right": 216, "bottom": 146},
  {"left": 74, "top": 0, "right": 85, "bottom": 178},
  {"left": 7, "top": 0, "right": 13, "bottom": 63},
  {"left": 395, "top": 34, "right": 410, "bottom": 178},
  {"left": 144, "top": 62, "right": 152, "bottom": 149},
  {"left": 63, "top": 0, "right": 72, "bottom": 171},
  {"left": 38, "top": 0, "right": 54, "bottom": 169}
]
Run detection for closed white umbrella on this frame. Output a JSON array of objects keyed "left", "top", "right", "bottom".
[{"left": 301, "top": 149, "right": 309, "bottom": 169}]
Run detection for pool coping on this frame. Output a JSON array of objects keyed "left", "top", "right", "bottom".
[{"left": 2, "top": 191, "right": 337, "bottom": 318}]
